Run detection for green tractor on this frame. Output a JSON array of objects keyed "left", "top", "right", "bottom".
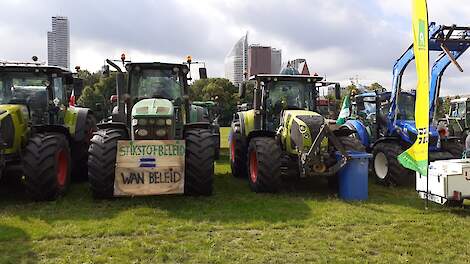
[
  {"left": 230, "top": 74, "right": 365, "bottom": 192},
  {"left": 0, "top": 60, "right": 96, "bottom": 200},
  {"left": 438, "top": 97, "right": 470, "bottom": 141},
  {"left": 87, "top": 57, "right": 215, "bottom": 198},
  {"left": 192, "top": 101, "right": 220, "bottom": 159}
]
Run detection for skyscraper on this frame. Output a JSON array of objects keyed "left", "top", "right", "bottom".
[
  {"left": 271, "top": 48, "right": 282, "bottom": 74},
  {"left": 248, "top": 45, "right": 271, "bottom": 76},
  {"left": 224, "top": 33, "right": 248, "bottom": 86},
  {"left": 47, "top": 16, "right": 70, "bottom": 69}
]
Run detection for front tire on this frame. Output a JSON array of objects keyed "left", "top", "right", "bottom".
[
  {"left": 184, "top": 128, "right": 214, "bottom": 196},
  {"left": 23, "top": 133, "right": 71, "bottom": 201},
  {"left": 88, "top": 128, "right": 128, "bottom": 199},
  {"left": 230, "top": 131, "right": 247, "bottom": 178},
  {"left": 247, "top": 137, "right": 282, "bottom": 193},
  {"left": 372, "top": 143, "right": 414, "bottom": 186}
]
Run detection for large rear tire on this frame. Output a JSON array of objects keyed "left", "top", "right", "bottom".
[
  {"left": 23, "top": 133, "right": 71, "bottom": 201},
  {"left": 71, "top": 114, "right": 97, "bottom": 181},
  {"left": 184, "top": 128, "right": 214, "bottom": 196},
  {"left": 247, "top": 137, "right": 282, "bottom": 193},
  {"left": 372, "top": 143, "right": 414, "bottom": 186},
  {"left": 230, "top": 131, "right": 247, "bottom": 178},
  {"left": 88, "top": 128, "right": 128, "bottom": 199}
]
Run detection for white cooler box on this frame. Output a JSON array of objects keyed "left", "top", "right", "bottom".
[{"left": 416, "top": 159, "right": 470, "bottom": 205}]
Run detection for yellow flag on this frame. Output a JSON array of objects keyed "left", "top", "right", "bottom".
[{"left": 398, "top": 0, "right": 429, "bottom": 176}]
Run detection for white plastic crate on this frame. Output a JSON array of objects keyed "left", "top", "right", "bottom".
[{"left": 416, "top": 159, "right": 470, "bottom": 205}]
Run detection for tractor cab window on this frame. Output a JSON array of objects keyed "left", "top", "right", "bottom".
[
  {"left": 267, "top": 81, "right": 310, "bottom": 114},
  {"left": 396, "top": 93, "right": 415, "bottom": 120},
  {"left": 130, "top": 68, "right": 183, "bottom": 101},
  {"left": 451, "top": 102, "right": 466, "bottom": 118},
  {"left": 0, "top": 72, "right": 49, "bottom": 105},
  {"left": 53, "top": 77, "right": 65, "bottom": 106}
]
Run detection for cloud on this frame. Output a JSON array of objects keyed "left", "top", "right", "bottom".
[{"left": 0, "top": 0, "right": 469, "bottom": 95}]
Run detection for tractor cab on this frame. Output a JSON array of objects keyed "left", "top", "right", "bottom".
[
  {"left": 239, "top": 74, "right": 340, "bottom": 132},
  {"left": 441, "top": 97, "right": 470, "bottom": 138},
  {"left": 0, "top": 63, "right": 77, "bottom": 126}
]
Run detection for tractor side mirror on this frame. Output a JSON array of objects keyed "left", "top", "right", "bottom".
[
  {"left": 335, "top": 83, "right": 341, "bottom": 100},
  {"left": 199, "top": 68, "right": 208, "bottom": 79},
  {"left": 239, "top": 82, "right": 246, "bottom": 99},
  {"left": 102, "top": 65, "right": 110, "bottom": 77},
  {"left": 65, "top": 74, "right": 74, "bottom": 85}
]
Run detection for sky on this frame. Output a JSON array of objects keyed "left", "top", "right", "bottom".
[{"left": 1, "top": 0, "right": 470, "bottom": 96}]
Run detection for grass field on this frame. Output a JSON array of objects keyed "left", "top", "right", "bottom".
[{"left": 1, "top": 133, "right": 470, "bottom": 263}]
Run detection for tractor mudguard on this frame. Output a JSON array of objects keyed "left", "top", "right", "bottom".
[
  {"left": 72, "top": 107, "right": 93, "bottom": 142},
  {"left": 97, "top": 122, "right": 129, "bottom": 137},
  {"left": 343, "top": 120, "right": 369, "bottom": 147},
  {"left": 33, "top": 125, "right": 72, "bottom": 142},
  {"left": 371, "top": 136, "right": 402, "bottom": 149},
  {"left": 184, "top": 122, "right": 211, "bottom": 131}
]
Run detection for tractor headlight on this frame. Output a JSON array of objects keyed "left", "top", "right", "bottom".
[
  {"left": 132, "top": 119, "right": 138, "bottom": 126},
  {"left": 156, "top": 129, "right": 167, "bottom": 137},
  {"left": 136, "top": 129, "right": 149, "bottom": 137},
  {"left": 156, "top": 119, "right": 166, "bottom": 126},
  {"left": 148, "top": 119, "right": 156, "bottom": 125},
  {"left": 138, "top": 119, "right": 148, "bottom": 126},
  {"left": 166, "top": 119, "right": 172, "bottom": 126}
]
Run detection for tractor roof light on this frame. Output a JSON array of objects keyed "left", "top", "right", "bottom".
[
  {"left": 121, "top": 53, "right": 126, "bottom": 63},
  {"left": 186, "top": 55, "right": 192, "bottom": 64}
]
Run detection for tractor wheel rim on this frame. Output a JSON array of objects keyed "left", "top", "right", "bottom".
[
  {"left": 230, "top": 138, "right": 236, "bottom": 163},
  {"left": 374, "top": 152, "right": 388, "bottom": 180},
  {"left": 249, "top": 150, "right": 257, "bottom": 183},
  {"left": 57, "top": 149, "right": 68, "bottom": 187}
]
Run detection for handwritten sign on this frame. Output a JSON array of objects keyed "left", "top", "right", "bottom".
[{"left": 114, "top": 140, "right": 185, "bottom": 196}]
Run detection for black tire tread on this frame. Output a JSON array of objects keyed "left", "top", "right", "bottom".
[
  {"left": 247, "top": 137, "right": 282, "bottom": 193},
  {"left": 184, "top": 128, "right": 214, "bottom": 196},
  {"left": 373, "top": 143, "right": 414, "bottom": 186},
  {"left": 230, "top": 132, "right": 247, "bottom": 178},
  {"left": 23, "top": 133, "right": 71, "bottom": 201},
  {"left": 88, "top": 128, "right": 127, "bottom": 199}
]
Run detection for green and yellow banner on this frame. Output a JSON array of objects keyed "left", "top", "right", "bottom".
[{"left": 398, "top": 0, "right": 430, "bottom": 176}]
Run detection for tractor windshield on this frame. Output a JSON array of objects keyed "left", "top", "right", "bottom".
[
  {"left": 396, "top": 93, "right": 415, "bottom": 120},
  {"left": 268, "top": 81, "right": 313, "bottom": 112},
  {"left": 0, "top": 72, "right": 49, "bottom": 105},
  {"left": 130, "top": 69, "right": 183, "bottom": 101}
]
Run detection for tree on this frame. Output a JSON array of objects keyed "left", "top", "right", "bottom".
[
  {"left": 190, "top": 78, "right": 238, "bottom": 126},
  {"left": 77, "top": 73, "right": 118, "bottom": 121}
]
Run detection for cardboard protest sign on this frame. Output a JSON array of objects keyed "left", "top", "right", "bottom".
[{"left": 114, "top": 140, "right": 185, "bottom": 196}]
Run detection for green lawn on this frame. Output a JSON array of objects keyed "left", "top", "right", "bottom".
[{"left": 1, "top": 149, "right": 469, "bottom": 262}]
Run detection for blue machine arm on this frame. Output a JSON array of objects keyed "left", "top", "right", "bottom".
[{"left": 389, "top": 22, "right": 470, "bottom": 132}]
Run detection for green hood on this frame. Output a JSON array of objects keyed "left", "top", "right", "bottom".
[{"left": 131, "top": 98, "right": 174, "bottom": 118}]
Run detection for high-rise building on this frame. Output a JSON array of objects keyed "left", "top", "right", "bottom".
[
  {"left": 271, "top": 48, "right": 282, "bottom": 74},
  {"left": 248, "top": 45, "right": 272, "bottom": 77},
  {"left": 47, "top": 16, "right": 70, "bottom": 69},
  {"left": 224, "top": 33, "right": 248, "bottom": 86}
]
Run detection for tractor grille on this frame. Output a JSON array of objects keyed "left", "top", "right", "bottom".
[
  {"left": 297, "top": 115, "right": 325, "bottom": 139},
  {"left": 0, "top": 115, "right": 14, "bottom": 148},
  {"left": 133, "top": 118, "right": 173, "bottom": 140},
  {"left": 290, "top": 115, "right": 325, "bottom": 152}
]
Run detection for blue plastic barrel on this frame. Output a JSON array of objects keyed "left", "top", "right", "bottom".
[{"left": 335, "top": 151, "right": 372, "bottom": 201}]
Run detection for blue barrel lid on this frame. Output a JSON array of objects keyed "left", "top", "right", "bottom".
[{"left": 335, "top": 151, "right": 372, "bottom": 159}]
